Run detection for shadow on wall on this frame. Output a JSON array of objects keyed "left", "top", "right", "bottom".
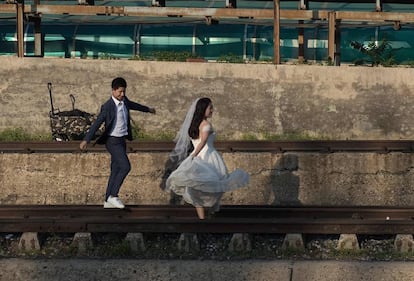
[{"left": 271, "top": 154, "right": 301, "bottom": 206}]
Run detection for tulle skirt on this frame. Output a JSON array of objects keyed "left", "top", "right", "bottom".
[{"left": 166, "top": 155, "right": 249, "bottom": 208}]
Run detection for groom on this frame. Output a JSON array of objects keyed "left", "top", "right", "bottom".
[{"left": 80, "top": 77, "right": 156, "bottom": 209}]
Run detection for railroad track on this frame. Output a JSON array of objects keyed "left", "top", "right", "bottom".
[
  {"left": 1, "top": 140, "right": 414, "bottom": 153},
  {"left": 1, "top": 205, "right": 414, "bottom": 235}
]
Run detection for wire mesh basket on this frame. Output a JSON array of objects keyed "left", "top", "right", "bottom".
[{"left": 48, "top": 82, "right": 102, "bottom": 141}]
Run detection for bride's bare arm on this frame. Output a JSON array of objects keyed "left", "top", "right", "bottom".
[{"left": 191, "top": 121, "right": 210, "bottom": 158}]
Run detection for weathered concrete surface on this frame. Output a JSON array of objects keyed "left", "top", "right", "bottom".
[
  {"left": 1, "top": 151, "right": 414, "bottom": 206},
  {"left": 1, "top": 259, "right": 414, "bottom": 281},
  {"left": 2, "top": 58, "right": 414, "bottom": 206},
  {"left": 1, "top": 57, "right": 414, "bottom": 140}
]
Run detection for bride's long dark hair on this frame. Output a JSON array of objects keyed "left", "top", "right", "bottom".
[{"left": 188, "top": 97, "right": 211, "bottom": 139}]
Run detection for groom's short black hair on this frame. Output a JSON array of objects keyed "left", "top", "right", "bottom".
[{"left": 112, "top": 77, "right": 127, "bottom": 90}]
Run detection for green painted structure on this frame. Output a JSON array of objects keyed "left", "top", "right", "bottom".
[{"left": 1, "top": 1, "right": 414, "bottom": 63}]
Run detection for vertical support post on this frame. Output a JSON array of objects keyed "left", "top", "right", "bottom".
[
  {"left": 16, "top": 1, "right": 24, "bottom": 57},
  {"left": 298, "top": 0, "right": 308, "bottom": 63},
  {"left": 328, "top": 11, "right": 335, "bottom": 64},
  {"left": 33, "top": 16, "right": 43, "bottom": 57},
  {"left": 252, "top": 25, "right": 257, "bottom": 61},
  {"left": 134, "top": 24, "right": 141, "bottom": 58},
  {"left": 273, "top": 0, "right": 280, "bottom": 64},
  {"left": 71, "top": 25, "right": 78, "bottom": 58},
  {"left": 334, "top": 19, "right": 341, "bottom": 66},
  {"left": 226, "top": 0, "right": 237, "bottom": 8},
  {"left": 328, "top": 12, "right": 341, "bottom": 66},
  {"left": 243, "top": 24, "right": 247, "bottom": 60},
  {"left": 192, "top": 24, "right": 196, "bottom": 56},
  {"left": 298, "top": 21, "right": 304, "bottom": 63},
  {"left": 299, "top": 0, "right": 308, "bottom": 10},
  {"left": 64, "top": 36, "right": 73, "bottom": 58},
  {"left": 376, "top": 0, "right": 382, "bottom": 12}
]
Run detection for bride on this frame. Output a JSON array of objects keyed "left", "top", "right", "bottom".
[{"left": 166, "top": 97, "right": 249, "bottom": 219}]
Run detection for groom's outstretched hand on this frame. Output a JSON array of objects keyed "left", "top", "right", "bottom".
[
  {"left": 149, "top": 108, "right": 156, "bottom": 114},
  {"left": 80, "top": 140, "right": 88, "bottom": 150}
]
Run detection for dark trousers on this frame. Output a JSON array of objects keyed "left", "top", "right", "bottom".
[{"left": 105, "top": 136, "right": 131, "bottom": 201}]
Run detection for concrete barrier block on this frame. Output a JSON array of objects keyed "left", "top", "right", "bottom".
[
  {"left": 337, "top": 234, "right": 360, "bottom": 250},
  {"left": 72, "top": 232, "right": 93, "bottom": 255},
  {"left": 125, "top": 232, "right": 146, "bottom": 253},
  {"left": 178, "top": 233, "right": 199, "bottom": 253},
  {"left": 228, "top": 233, "right": 252, "bottom": 253},
  {"left": 282, "top": 233, "right": 304, "bottom": 250},
  {"left": 394, "top": 234, "right": 414, "bottom": 253},
  {"left": 18, "top": 232, "right": 40, "bottom": 252}
]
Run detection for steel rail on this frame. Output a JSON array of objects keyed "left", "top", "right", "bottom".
[
  {"left": 1, "top": 205, "right": 414, "bottom": 234},
  {"left": 1, "top": 140, "right": 414, "bottom": 153},
  {"left": 2, "top": 205, "right": 414, "bottom": 219}
]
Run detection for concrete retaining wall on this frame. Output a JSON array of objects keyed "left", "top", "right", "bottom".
[
  {"left": 1, "top": 151, "right": 413, "bottom": 206},
  {"left": 2, "top": 58, "right": 414, "bottom": 206},
  {"left": 1, "top": 57, "right": 414, "bottom": 140}
]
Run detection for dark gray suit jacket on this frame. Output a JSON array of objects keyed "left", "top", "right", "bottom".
[{"left": 83, "top": 96, "right": 151, "bottom": 144}]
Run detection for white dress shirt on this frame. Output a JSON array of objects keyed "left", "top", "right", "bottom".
[{"left": 110, "top": 96, "right": 128, "bottom": 137}]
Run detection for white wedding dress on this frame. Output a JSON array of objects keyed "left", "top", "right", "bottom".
[{"left": 166, "top": 124, "right": 249, "bottom": 209}]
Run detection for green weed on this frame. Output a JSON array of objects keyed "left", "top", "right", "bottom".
[
  {"left": 350, "top": 38, "right": 396, "bottom": 67},
  {"left": 239, "top": 131, "right": 329, "bottom": 141},
  {"left": 0, "top": 127, "right": 50, "bottom": 141}
]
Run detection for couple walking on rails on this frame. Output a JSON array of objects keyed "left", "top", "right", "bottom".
[{"left": 80, "top": 77, "right": 249, "bottom": 219}]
